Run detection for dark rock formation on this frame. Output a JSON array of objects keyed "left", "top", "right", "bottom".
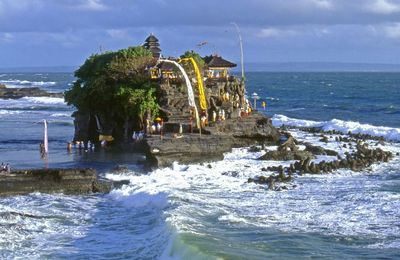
[
  {"left": 252, "top": 139, "right": 394, "bottom": 190},
  {"left": 0, "top": 85, "right": 63, "bottom": 99},
  {"left": 0, "top": 168, "right": 111, "bottom": 196},
  {"left": 145, "top": 112, "right": 280, "bottom": 168}
]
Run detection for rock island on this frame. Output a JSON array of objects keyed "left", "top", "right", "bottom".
[{"left": 66, "top": 34, "right": 280, "bottom": 167}]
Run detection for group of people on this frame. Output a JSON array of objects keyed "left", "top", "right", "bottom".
[{"left": 0, "top": 162, "right": 11, "bottom": 173}]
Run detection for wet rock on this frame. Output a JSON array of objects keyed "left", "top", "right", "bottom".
[
  {"left": 0, "top": 86, "right": 63, "bottom": 99},
  {"left": 258, "top": 150, "right": 314, "bottom": 161}
]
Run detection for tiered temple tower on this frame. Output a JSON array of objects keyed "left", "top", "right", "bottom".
[{"left": 143, "top": 33, "right": 161, "bottom": 58}]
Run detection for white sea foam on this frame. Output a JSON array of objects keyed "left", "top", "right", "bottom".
[
  {"left": 0, "top": 79, "right": 56, "bottom": 88},
  {"left": 20, "top": 96, "right": 66, "bottom": 105},
  {"left": 272, "top": 114, "right": 400, "bottom": 141},
  {"left": 0, "top": 110, "right": 23, "bottom": 115},
  {"left": 50, "top": 113, "right": 71, "bottom": 117}
]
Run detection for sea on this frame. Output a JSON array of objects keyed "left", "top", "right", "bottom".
[{"left": 0, "top": 71, "right": 399, "bottom": 259}]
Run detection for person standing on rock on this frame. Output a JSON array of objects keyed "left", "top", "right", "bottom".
[{"left": 5, "top": 163, "right": 10, "bottom": 174}]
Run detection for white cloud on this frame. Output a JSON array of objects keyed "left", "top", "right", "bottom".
[
  {"left": 365, "top": 0, "right": 400, "bottom": 14},
  {"left": 106, "top": 29, "right": 129, "bottom": 39},
  {"left": 76, "top": 0, "right": 107, "bottom": 11},
  {"left": 384, "top": 23, "right": 400, "bottom": 38},
  {"left": 258, "top": 27, "right": 299, "bottom": 38},
  {"left": 310, "top": 0, "right": 334, "bottom": 10}
]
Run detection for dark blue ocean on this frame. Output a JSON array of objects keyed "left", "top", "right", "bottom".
[{"left": 0, "top": 72, "right": 399, "bottom": 259}]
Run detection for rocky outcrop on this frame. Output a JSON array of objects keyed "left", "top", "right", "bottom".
[
  {"left": 144, "top": 112, "right": 280, "bottom": 168},
  {"left": 0, "top": 168, "right": 111, "bottom": 196},
  {"left": 145, "top": 134, "right": 230, "bottom": 167},
  {"left": 258, "top": 133, "right": 314, "bottom": 161},
  {"left": 0, "top": 85, "right": 63, "bottom": 99}
]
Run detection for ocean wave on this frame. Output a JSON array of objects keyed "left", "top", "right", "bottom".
[
  {"left": 0, "top": 110, "right": 23, "bottom": 115},
  {"left": 286, "top": 108, "right": 305, "bottom": 112},
  {"left": 272, "top": 114, "right": 400, "bottom": 141},
  {"left": 20, "top": 96, "right": 66, "bottom": 105},
  {"left": 106, "top": 143, "right": 400, "bottom": 256},
  {"left": 0, "top": 79, "right": 56, "bottom": 88},
  {"left": 50, "top": 113, "right": 71, "bottom": 118}
]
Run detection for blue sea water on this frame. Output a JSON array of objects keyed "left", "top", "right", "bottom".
[{"left": 0, "top": 72, "right": 399, "bottom": 259}]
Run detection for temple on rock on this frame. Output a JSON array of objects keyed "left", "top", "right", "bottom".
[
  {"left": 69, "top": 33, "right": 279, "bottom": 167},
  {"left": 142, "top": 34, "right": 247, "bottom": 130},
  {"left": 203, "top": 55, "right": 237, "bottom": 79}
]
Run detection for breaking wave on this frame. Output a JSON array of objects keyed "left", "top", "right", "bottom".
[{"left": 272, "top": 114, "right": 400, "bottom": 141}]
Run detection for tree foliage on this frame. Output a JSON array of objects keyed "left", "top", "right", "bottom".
[
  {"left": 180, "top": 50, "right": 205, "bottom": 73},
  {"left": 65, "top": 46, "right": 159, "bottom": 127}
]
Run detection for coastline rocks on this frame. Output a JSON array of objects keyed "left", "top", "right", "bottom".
[
  {"left": 0, "top": 86, "right": 63, "bottom": 99},
  {"left": 252, "top": 139, "right": 393, "bottom": 189},
  {"left": 258, "top": 150, "right": 314, "bottom": 161},
  {"left": 0, "top": 168, "right": 111, "bottom": 196},
  {"left": 258, "top": 134, "right": 314, "bottom": 161}
]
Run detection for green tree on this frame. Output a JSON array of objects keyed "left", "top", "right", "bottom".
[
  {"left": 180, "top": 50, "right": 205, "bottom": 74},
  {"left": 65, "top": 46, "right": 159, "bottom": 141}
]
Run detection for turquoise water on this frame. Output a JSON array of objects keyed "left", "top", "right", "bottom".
[{"left": 0, "top": 72, "right": 399, "bottom": 259}]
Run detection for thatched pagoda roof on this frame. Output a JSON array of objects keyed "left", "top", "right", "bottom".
[{"left": 204, "top": 55, "right": 236, "bottom": 68}]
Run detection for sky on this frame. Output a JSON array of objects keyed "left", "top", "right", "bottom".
[{"left": 0, "top": 0, "right": 399, "bottom": 68}]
